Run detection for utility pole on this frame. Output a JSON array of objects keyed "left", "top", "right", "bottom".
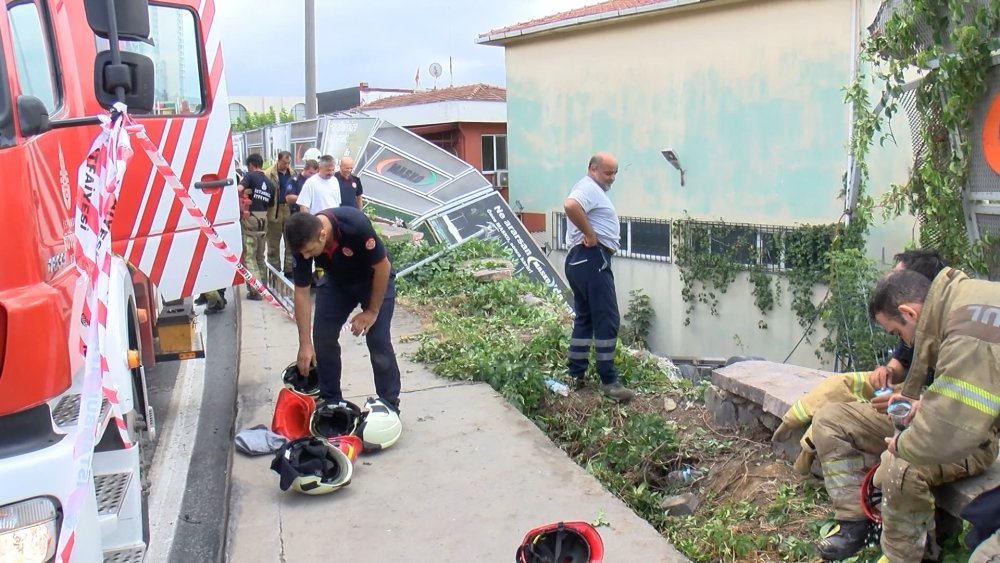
[{"left": 305, "top": 0, "right": 317, "bottom": 118}]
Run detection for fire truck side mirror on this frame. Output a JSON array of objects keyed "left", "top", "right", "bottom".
[
  {"left": 94, "top": 50, "right": 154, "bottom": 113},
  {"left": 84, "top": 0, "right": 151, "bottom": 42},
  {"left": 16, "top": 95, "right": 50, "bottom": 137}
]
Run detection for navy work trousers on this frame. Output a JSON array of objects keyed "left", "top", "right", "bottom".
[
  {"left": 312, "top": 278, "right": 401, "bottom": 409},
  {"left": 565, "top": 244, "right": 619, "bottom": 384}
]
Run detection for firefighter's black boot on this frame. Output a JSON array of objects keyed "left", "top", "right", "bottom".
[{"left": 816, "top": 519, "right": 875, "bottom": 561}]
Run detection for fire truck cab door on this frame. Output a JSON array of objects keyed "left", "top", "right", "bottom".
[{"left": 108, "top": 0, "right": 241, "bottom": 301}]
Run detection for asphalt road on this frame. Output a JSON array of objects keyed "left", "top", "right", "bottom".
[{"left": 145, "top": 294, "right": 239, "bottom": 563}]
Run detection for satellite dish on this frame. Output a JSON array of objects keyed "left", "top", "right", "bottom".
[{"left": 429, "top": 62, "right": 443, "bottom": 78}]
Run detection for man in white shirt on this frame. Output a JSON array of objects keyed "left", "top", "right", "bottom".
[
  {"left": 563, "top": 152, "right": 634, "bottom": 403},
  {"left": 296, "top": 155, "right": 341, "bottom": 213}
]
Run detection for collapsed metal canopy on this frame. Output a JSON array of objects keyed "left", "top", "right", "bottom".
[{"left": 232, "top": 115, "right": 569, "bottom": 296}]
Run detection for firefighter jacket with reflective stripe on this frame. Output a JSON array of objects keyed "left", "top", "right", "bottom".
[
  {"left": 264, "top": 163, "right": 295, "bottom": 219},
  {"left": 771, "top": 371, "right": 874, "bottom": 476},
  {"left": 896, "top": 268, "right": 1000, "bottom": 466},
  {"left": 773, "top": 371, "right": 873, "bottom": 442}
]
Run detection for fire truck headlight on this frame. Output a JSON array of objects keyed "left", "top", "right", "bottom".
[{"left": 0, "top": 497, "right": 58, "bottom": 563}]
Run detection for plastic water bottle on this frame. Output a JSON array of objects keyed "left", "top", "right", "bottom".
[
  {"left": 669, "top": 467, "right": 704, "bottom": 483},
  {"left": 887, "top": 400, "right": 913, "bottom": 432},
  {"left": 544, "top": 378, "right": 570, "bottom": 397}
]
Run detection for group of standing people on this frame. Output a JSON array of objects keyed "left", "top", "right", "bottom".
[{"left": 238, "top": 150, "right": 365, "bottom": 297}]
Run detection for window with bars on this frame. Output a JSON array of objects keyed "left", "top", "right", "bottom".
[
  {"left": 676, "top": 220, "right": 833, "bottom": 271},
  {"left": 552, "top": 212, "right": 670, "bottom": 262}
]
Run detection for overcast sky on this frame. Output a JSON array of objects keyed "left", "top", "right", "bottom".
[{"left": 216, "top": 0, "right": 592, "bottom": 96}]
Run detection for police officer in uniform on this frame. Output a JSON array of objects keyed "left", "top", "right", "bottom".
[
  {"left": 563, "top": 152, "right": 634, "bottom": 402},
  {"left": 284, "top": 207, "right": 402, "bottom": 412}
]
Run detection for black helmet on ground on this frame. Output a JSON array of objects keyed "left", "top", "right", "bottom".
[{"left": 282, "top": 362, "right": 320, "bottom": 397}]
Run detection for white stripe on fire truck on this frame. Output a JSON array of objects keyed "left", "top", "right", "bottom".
[
  {"left": 149, "top": 119, "right": 197, "bottom": 236},
  {"left": 136, "top": 233, "right": 161, "bottom": 277},
  {"left": 128, "top": 119, "right": 174, "bottom": 240}
]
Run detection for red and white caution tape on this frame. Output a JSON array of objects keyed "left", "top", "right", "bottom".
[
  {"left": 123, "top": 115, "right": 292, "bottom": 319},
  {"left": 58, "top": 103, "right": 133, "bottom": 562},
  {"left": 57, "top": 105, "right": 291, "bottom": 561}
]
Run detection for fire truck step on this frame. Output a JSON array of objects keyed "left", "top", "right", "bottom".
[
  {"left": 51, "top": 393, "right": 110, "bottom": 428},
  {"left": 94, "top": 472, "right": 132, "bottom": 515},
  {"left": 103, "top": 544, "right": 145, "bottom": 563}
]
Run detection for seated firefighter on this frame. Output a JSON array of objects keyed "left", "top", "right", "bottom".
[
  {"left": 771, "top": 249, "right": 958, "bottom": 560},
  {"left": 772, "top": 250, "right": 948, "bottom": 474},
  {"left": 813, "top": 267, "right": 1000, "bottom": 563}
]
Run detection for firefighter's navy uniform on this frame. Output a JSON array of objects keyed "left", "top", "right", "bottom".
[
  {"left": 291, "top": 207, "right": 401, "bottom": 410},
  {"left": 813, "top": 268, "right": 1000, "bottom": 562}
]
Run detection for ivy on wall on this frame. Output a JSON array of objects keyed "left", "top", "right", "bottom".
[
  {"left": 671, "top": 218, "right": 836, "bottom": 328},
  {"left": 851, "top": 0, "right": 1000, "bottom": 272},
  {"left": 671, "top": 219, "right": 876, "bottom": 365},
  {"left": 672, "top": 0, "right": 1000, "bottom": 370}
]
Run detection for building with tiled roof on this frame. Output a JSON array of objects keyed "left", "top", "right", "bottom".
[
  {"left": 476, "top": 0, "right": 917, "bottom": 367},
  {"left": 359, "top": 84, "right": 506, "bottom": 110}
]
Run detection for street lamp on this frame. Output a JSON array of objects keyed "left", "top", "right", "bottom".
[{"left": 661, "top": 149, "right": 685, "bottom": 187}]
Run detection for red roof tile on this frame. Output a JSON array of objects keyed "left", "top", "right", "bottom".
[
  {"left": 358, "top": 84, "right": 506, "bottom": 110},
  {"left": 481, "top": 0, "right": 668, "bottom": 38}
]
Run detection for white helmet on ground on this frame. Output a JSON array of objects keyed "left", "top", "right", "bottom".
[
  {"left": 270, "top": 437, "right": 353, "bottom": 495},
  {"left": 355, "top": 397, "right": 402, "bottom": 452}
]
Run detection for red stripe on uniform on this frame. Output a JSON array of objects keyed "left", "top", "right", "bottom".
[{"left": 128, "top": 123, "right": 184, "bottom": 266}]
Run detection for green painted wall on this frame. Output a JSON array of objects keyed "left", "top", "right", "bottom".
[{"left": 502, "top": 0, "right": 899, "bottom": 228}]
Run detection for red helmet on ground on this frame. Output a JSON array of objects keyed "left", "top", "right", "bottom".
[
  {"left": 516, "top": 521, "right": 604, "bottom": 563},
  {"left": 861, "top": 463, "right": 883, "bottom": 524}
]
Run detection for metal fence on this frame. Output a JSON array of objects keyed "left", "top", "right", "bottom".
[{"left": 552, "top": 212, "right": 671, "bottom": 262}]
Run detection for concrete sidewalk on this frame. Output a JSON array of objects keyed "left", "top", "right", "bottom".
[{"left": 226, "top": 292, "right": 688, "bottom": 562}]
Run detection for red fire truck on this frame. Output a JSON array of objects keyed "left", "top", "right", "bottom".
[{"left": 0, "top": 0, "right": 239, "bottom": 560}]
